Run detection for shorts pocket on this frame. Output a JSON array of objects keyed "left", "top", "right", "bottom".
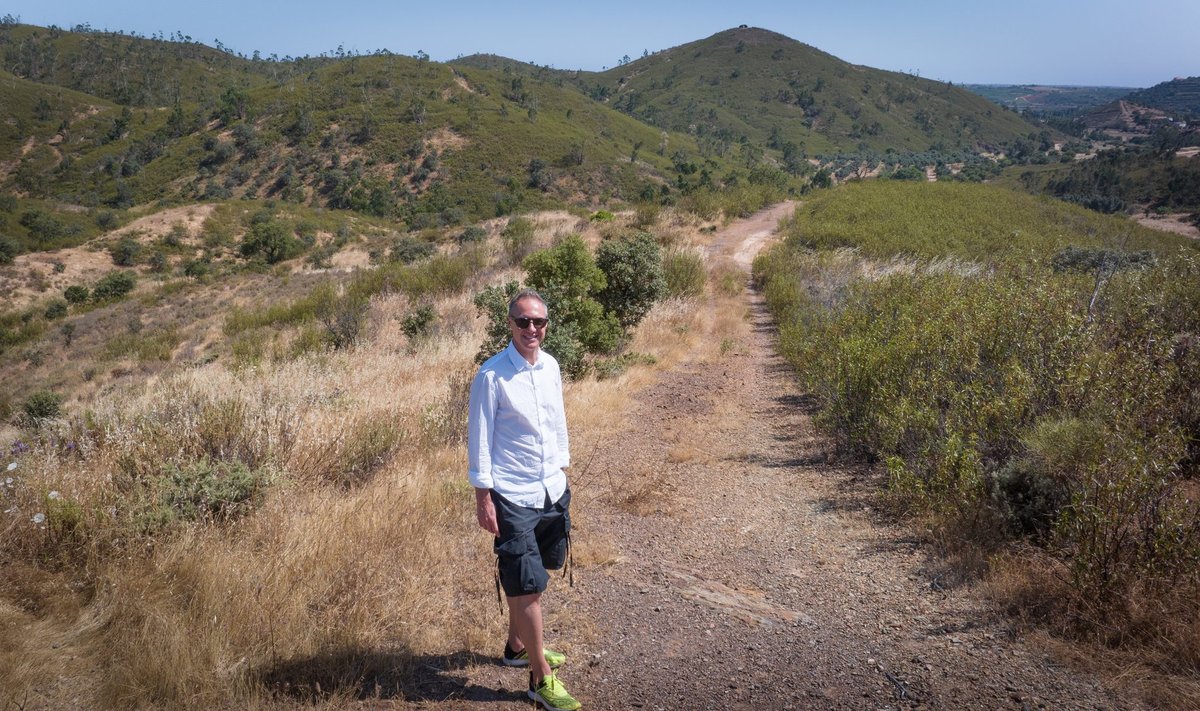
[{"left": 495, "top": 533, "right": 548, "bottom": 596}]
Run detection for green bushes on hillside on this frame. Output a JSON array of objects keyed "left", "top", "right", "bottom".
[
  {"left": 759, "top": 247, "right": 1200, "bottom": 603},
  {"left": 754, "top": 180, "right": 1200, "bottom": 671},
  {"left": 782, "top": 181, "right": 1186, "bottom": 258}
]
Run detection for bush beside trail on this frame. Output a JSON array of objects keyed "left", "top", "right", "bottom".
[{"left": 754, "top": 181, "right": 1200, "bottom": 690}]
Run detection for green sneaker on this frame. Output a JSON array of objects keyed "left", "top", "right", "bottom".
[
  {"left": 502, "top": 642, "right": 565, "bottom": 669},
  {"left": 528, "top": 671, "right": 581, "bottom": 710}
]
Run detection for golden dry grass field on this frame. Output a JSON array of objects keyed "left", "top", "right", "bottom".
[{"left": 0, "top": 206, "right": 720, "bottom": 709}]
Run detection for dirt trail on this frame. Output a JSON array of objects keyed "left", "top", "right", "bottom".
[{"left": 417, "top": 204, "right": 1142, "bottom": 710}]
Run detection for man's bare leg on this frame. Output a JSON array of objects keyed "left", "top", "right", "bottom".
[{"left": 507, "top": 592, "right": 551, "bottom": 681}]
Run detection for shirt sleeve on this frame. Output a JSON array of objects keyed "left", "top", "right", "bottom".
[
  {"left": 467, "top": 368, "right": 496, "bottom": 489},
  {"left": 554, "top": 367, "right": 570, "bottom": 470}
]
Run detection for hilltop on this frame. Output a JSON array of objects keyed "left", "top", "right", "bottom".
[{"left": 573, "top": 27, "right": 1040, "bottom": 156}]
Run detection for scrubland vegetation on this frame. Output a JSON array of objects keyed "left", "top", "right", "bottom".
[
  {"left": 0, "top": 203, "right": 726, "bottom": 708},
  {"left": 754, "top": 180, "right": 1200, "bottom": 704},
  {"left": 5, "top": 12, "right": 1199, "bottom": 707}
]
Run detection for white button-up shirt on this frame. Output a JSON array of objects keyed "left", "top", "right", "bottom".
[{"left": 467, "top": 341, "right": 570, "bottom": 508}]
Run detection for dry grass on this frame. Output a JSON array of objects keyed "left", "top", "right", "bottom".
[
  {"left": 986, "top": 549, "right": 1200, "bottom": 709},
  {"left": 0, "top": 208, "right": 715, "bottom": 709},
  {"left": 0, "top": 289, "right": 495, "bottom": 708}
]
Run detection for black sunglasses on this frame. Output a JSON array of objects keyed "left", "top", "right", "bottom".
[{"left": 511, "top": 316, "right": 549, "bottom": 329}]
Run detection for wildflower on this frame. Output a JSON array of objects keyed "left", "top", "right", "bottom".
[
  {"left": 49, "top": 490, "right": 62, "bottom": 500},
  {"left": 32, "top": 512, "right": 46, "bottom": 524},
  {"left": 4, "top": 477, "right": 12, "bottom": 487}
]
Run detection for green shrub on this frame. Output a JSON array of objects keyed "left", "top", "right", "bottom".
[
  {"left": 525, "top": 235, "right": 621, "bottom": 355},
  {"left": 92, "top": 271, "right": 136, "bottom": 301},
  {"left": 63, "top": 284, "right": 90, "bottom": 305},
  {"left": 664, "top": 247, "right": 706, "bottom": 298},
  {"left": 109, "top": 237, "right": 141, "bottom": 266},
  {"left": 401, "top": 305, "right": 437, "bottom": 340},
  {"left": 154, "top": 460, "right": 269, "bottom": 524},
  {"left": 0, "top": 235, "right": 17, "bottom": 264},
  {"left": 43, "top": 299, "right": 68, "bottom": 320},
  {"left": 474, "top": 234, "right": 649, "bottom": 377},
  {"left": 22, "top": 389, "right": 62, "bottom": 421},
  {"left": 781, "top": 180, "right": 1189, "bottom": 259},
  {"left": 240, "top": 218, "right": 300, "bottom": 264},
  {"left": 889, "top": 165, "right": 926, "bottom": 181},
  {"left": 470, "top": 278, "right": 523, "bottom": 362},
  {"left": 596, "top": 231, "right": 666, "bottom": 329},
  {"left": 756, "top": 241, "right": 1200, "bottom": 616},
  {"left": 94, "top": 210, "right": 118, "bottom": 230},
  {"left": 389, "top": 236, "right": 435, "bottom": 264},
  {"left": 183, "top": 258, "right": 212, "bottom": 279},
  {"left": 457, "top": 225, "right": 487, "bottom": 244}
]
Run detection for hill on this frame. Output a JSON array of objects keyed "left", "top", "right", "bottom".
[
  {"left": 1, "top": 25, "right": 721, "bottom": 257},
  {"left": 1124, "top": 76, "right": 1200, "bottom": 119},
  {"left": 573, "top": 27, "right": 1040, "bottom": 157},
  {"left": 1071, "top": 78, "right": 1199, "bottom": 135},
  {"left": 0, "top": 21, "right": 291, "bottom": 106}
]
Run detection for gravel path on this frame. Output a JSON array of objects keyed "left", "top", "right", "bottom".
[{"left": 410, "top": 204, "right": 1143, "bottom": 710}]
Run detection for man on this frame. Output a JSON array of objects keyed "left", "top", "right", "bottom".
[{"left": 468, "top": 289, "right": 581, "bottom": 711}]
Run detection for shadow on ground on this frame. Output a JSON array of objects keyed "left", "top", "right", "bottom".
[{"left": 258, "top": 648, "right": 525, "bottom": 704}]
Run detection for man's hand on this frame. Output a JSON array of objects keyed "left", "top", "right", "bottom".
[{"left": 475, "top": 487, "right": 499, "bottom": 536}]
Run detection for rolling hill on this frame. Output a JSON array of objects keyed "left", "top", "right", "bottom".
[
  {"left": 572, "top": 27, "right": 1041, "bottom": 157},
  {"left": 1, "top": 24, "right": 722, "bottom": 256},
  {"left": 1124, "top": 76, "right": 1200, "bottom": 119}
]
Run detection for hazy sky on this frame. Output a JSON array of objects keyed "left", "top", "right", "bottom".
[{"left": 4, "top": 0, "right": 1196, "bottom": 87}]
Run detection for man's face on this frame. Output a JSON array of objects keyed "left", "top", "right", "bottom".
[{"left": 508, "top": 297, "right": 548, "bottom": 362}]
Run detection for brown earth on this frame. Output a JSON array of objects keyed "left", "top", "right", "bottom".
[
  {"left": 0, "top": 204, "right": 217, "bottom": 311},
  {"left": 1135, "top": 212, "right": 1200, "bottom": 240},
  {"left": 388, "top": 204, "right": 1146, "bottom": 710}
]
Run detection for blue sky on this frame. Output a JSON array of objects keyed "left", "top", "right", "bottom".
[{"left": 4, "top": 0, "right": 1196, "bottom": 87}]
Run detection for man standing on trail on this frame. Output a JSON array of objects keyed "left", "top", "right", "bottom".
[{"left": 468, "top": 289, "right": 581, "bottom": 711}]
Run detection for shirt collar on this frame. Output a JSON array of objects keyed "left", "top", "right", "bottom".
[{"left": 505, "top": 340, "right": 542, "bottom": 370}]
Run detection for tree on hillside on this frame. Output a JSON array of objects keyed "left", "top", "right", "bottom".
[{"left": 218, "top": 86, "right": 250, "bottom": 125}]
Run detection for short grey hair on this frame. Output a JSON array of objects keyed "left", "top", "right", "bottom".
[{"left": 508, "top": 289, "right": 547, "bottom": 317}]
